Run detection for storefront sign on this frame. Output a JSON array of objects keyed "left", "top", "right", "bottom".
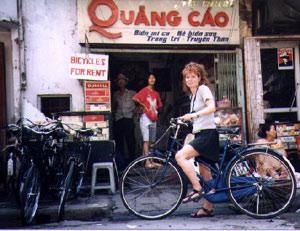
[
  {"left": 277, "top": 48, "right": 294, "bottom": 70},
  {"left": 78, "top": 0, "right": 239, "bottom": 45},
  {"left": 70, "top": 53, "right": 109, "bottom": 80},
  {"left": 84, "top": 81, "right": 111, "bottom": 111}
]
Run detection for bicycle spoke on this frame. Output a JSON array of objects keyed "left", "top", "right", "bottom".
[
  {"left": 256, "top": 192, "right": 260, "bottom": 214},
  {"left": 131, "top": 164, "right": 152, "bottom": 185},
  {"left": 124, "top": 184, "right": 150, "bottom": 196},
  {"left": 125, "top": 175, "right": 150, "bottom": 188}
]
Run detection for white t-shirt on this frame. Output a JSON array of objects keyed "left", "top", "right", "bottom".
[
  {"left": 113, "top": 89, "right": 136, "bottom": 121},
  {"left": 190, "top": 85, "right": 216, "bottom": 133}
]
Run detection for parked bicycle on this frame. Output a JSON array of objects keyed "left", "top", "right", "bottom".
[
  {"left": 57, "top": 126, "right": 93, "bottom": 221},
  {"left": 120, "top": 118, "right": 296, "bottom": 219},
  {"left": 18, "top": 118, "right": 69, "bottom": 224},
  {"left": 2, "top": 118, "right": 93, "bottom": 224},
  {"left": 2, "top": 123, "right": 23, "bottom": 203}
]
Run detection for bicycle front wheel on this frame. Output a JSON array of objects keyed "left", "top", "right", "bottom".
[
  {"left": 58, "top": 160, "right": 74, "bottom": 221},
  {"left": 19, "top": 165, "right": 40, "bottom": 225},
  {"left": 120, "top": 156, "right": 187, "bottom": 219},
  {"left": 226, "top": 148, "right": 296, "bottom": 219}
]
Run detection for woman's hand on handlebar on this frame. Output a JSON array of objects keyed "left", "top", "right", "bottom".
[{"left": 180, "top": 113, "right": 194, "bottom": 122}]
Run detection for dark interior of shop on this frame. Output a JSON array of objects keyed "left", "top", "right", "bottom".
[
  {"left": 109, "top": 52, "right": 216, "bottom": 124},
  {"left": 261, "top": 48, "right": 299, "bottom": 122}
]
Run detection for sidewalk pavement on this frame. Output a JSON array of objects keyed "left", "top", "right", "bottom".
[
  {"left": 0, "top": 188, "right": 300, "bottom": 228},
  {"left": 0, "top": 193, "right": 114, "bottom": 227}
]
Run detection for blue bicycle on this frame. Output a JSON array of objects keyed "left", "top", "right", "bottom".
[{"left": 120, "top": 118, "right": 296, "bottom": 219}]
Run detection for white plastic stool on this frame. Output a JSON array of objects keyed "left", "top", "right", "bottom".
[{"left": 91, "top": 162, "right": 116, "bottom": 195}]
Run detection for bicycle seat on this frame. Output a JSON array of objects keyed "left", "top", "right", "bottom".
[
  {"left": 216, "top": 126, "right": 240, "bottom": 135},
  {"left": 75, "top": 129, "right": 94, "bottom": 137}
]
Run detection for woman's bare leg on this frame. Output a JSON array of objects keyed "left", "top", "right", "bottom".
[
  {"left": 176, "top": 146, "right": 215, "bottom": 214},
  {"left": 175, "top": 145, "right": 201, "bottom": 190},
  {"left": 197, "top": 164, "right": 214, "bottom": 214},
  {"left": 143, "top": 141, "right": 149, "bottom": 156},
  {"left": 143, "top": 141, "right": 152, "bottom": 167}
]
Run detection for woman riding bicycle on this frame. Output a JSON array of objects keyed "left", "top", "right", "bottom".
[{"left": 175, "top": 62, "right": 219, "bottom": 218}]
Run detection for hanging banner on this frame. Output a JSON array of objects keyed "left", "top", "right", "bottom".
[
  {"left": 84, "top": 81, "right": 111, "bottom": 111},
  {"left": 70, "top": 53, "right": 109, "bottom": 80},
  {"left": 78, "top": 0, "right": 240, "bottom": 45},
  {"left": 277, "top": 48, "right": 294, "bottom": 70}
]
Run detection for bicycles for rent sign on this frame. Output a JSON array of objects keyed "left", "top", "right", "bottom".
[
  {"left": 70, "top": 53, "right": 109, "bottom": 80},
  {"left": 78, "top": 0, "right": 239, "bottom": 45}
]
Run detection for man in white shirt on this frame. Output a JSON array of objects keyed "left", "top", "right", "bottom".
[{"left": 112, "top": 73, "right": 136, "bottom": 167}]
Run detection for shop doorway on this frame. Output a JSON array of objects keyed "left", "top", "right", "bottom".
[
  {"left": 109, "top": 52, "right": 239, "bottom": 119},
  {"left": 261, "top": 42, "right": 300, "bottom": 122},
  {"left": 108, "top": 51, "right": 240, "bottom": 159},
  {"left": 0, "top": 42, "right": 6, "bottom": 151}
]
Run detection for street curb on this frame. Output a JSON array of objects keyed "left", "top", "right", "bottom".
[
  {"left": 0, "top": 196, "right": 114, "bottom": 226},
  {"left": 39, "top": 197, "right": 114, "bottom": 221}
]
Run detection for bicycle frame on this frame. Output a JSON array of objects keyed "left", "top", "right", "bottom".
[
  {"left": 149, "top": 122, "right": 252, "bottom": 202},
  {"left": 195, "top": 138, "right": 243, "bottom": 196}
]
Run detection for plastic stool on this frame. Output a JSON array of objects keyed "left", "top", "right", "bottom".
[{"left": 91, "top": 162, "right": 116, "bottom": 195}]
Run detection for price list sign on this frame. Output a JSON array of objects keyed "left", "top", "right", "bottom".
[{"left": 84, "top": 81, "right": 111, "bottom": 112}]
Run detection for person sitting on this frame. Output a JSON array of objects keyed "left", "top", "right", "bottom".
[
  {"left": 175, "top": 62, "right": 219, "bottom": 218},
  {"left": 256, "top": 122, "right": 300, "bottom": 183},
  {"left": 256, "top": 122, "right": 287, "bottom": 157}
]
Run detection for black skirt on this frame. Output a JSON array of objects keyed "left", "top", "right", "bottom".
[{"left": 189, "top": 129, "right": 219, "bottom": 162}]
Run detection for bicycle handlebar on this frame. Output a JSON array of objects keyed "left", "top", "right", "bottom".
[
  {"left": 23, "top": 125, "right": 59, "bottom": 136},
  {"left": 170, "top": 117, "right": 189, "bottom": 127},
  {"left": 23, "top": 120, "right": 94, "bottom": 138}
]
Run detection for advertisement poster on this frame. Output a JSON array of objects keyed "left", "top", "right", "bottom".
[
  {"left": 84, "top": 81, "right": 111, "bottom": 112},
  {"left": 277, "top": 48, "right": 294, "bottom": 70}
]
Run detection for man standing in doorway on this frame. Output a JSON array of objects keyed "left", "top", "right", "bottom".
[{"left": 113, "top": 73, "right": 136, "bottom": 169}]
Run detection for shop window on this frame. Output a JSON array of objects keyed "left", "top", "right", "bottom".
[
  {"left": 39, "top": 95, "right": 71, "bottom": 118},
  {"left": 215, "top": 53, "right": 238, "bottom": 106},
  {"left": 265, "top": 112, "right": 298, "bottom": 123},
  {"left": 261, "top": 48, "right": 296, "bottom": 109}
]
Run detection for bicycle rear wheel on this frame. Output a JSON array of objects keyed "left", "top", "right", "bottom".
[
  {"left": 58, "top": 160, "right": 74, "bottom": 221},
  {"left": 226, "top": 148, "right": 296, "bottom": 219},
  {"left": 19, "top": 165, "right": 40, "bottom": 225},
  {"left": 120, "top": 156, "right": 187, "bottom": 219}
]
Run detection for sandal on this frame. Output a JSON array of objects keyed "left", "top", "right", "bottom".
[
  {"left": 182, "top": 189, "right": 203, "bottom": 204},
  {"left": 190, "top": 207, "right": 214, "bottom": 218}
]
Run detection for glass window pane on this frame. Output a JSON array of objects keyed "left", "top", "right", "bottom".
[
  {"left": 265, "top": 112, "right": 298, "bottom": 123},
  {"left": 261, "top": 48, "right": 296, "bottom": 108}
]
